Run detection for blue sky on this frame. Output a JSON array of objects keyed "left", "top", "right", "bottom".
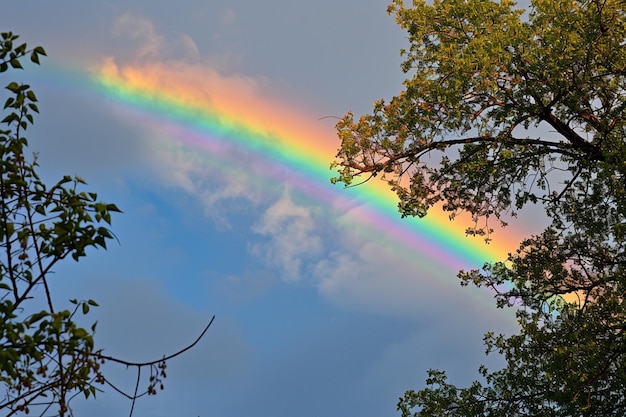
[{"left": 2, "top": 2, "right": 523, "bottom": 416}]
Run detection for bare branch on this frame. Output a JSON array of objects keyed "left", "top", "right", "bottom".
[{"left": 96, "top": 315, "right": 215, "bottom": 367}]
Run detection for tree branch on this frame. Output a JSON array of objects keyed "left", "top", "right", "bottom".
[
  {"left": 541, "top": 110, "right": 602, "bottom": 160},
  {"left": 95, "top": 316, "right": 215, "bottom": 367},
  {"left": 344, "top": 135, "right": 579, "bottom": 175}
]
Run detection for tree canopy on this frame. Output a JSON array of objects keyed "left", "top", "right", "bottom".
[{"left": 332, "top": 0, "right": 626, "bottom": 415}]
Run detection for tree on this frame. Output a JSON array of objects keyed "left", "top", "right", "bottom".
[
  {"left": 0, "top": 32, "right": 213, "bottom": 416},
  {"left": 332, "top": 0, "right": 626, "bottom": 415}
]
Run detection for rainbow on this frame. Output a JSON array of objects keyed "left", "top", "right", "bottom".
[
  {"left": 84, "top": 59, "right": 520, "bottom": 275},
  {"left": 39, "top": 59, "right": 519, "bottom": 292}
]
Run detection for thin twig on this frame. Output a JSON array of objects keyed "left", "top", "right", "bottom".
[
  {"left": 97, "top": 316, "right": 215, "bottom": 366},
  {"left": 129, "top": 366, "right": 141, "bottom": 417}
]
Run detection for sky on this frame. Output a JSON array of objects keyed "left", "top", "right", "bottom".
[{"left": 2, "top": 2, "right": 532, "bottom": 417}]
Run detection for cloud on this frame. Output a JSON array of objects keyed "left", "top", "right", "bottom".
[
  {"left": 137, "top": 135, "right": 267, "bottom": 227},
  {"left": 113, "top": 12, "right": 165, "bottom": 60},
  {"left": 111, "top": 12, "right": 214, "bottom": 65},
  {"left": 177, "top": 34, "right": 200, "bottom": 59},
  {"left": 251, "top": 192, "right": 323, "bottom": 281},
  {"left": 307, "top": 207, "right": 513, "bottom": 323},
  {"left": 313, "top": 239, "right": 447, "bottom": 318}
]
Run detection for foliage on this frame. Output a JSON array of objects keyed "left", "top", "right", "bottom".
[
  {"left": 332, "top": 0, "right": 626, "bottom": 415},
  {"left": 0, "top": 32, "right": 213, "bottom": 416}
]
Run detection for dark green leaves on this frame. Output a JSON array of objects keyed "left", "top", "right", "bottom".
[
  {"left": 30, "top": 46, "right": 46, "bottom": 65},
  {"left": 0, "top": 32, "right": 46, "bottom": 73}
]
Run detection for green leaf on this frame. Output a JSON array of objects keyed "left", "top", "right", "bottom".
[
  {"left": 9, "top": 59, "right": 22, "bottom": 69},
  {"left": 28, "top": 311, "right": 48, "bottom": 325},
  {"left": 5, "top": 81, "right": 20, "bottom": 93},
  {"left": 32, "top": 46, "right": 46, "bottom": 56},
  {"left": 26, "top": 90, "right": 37, "bottom": 102}
]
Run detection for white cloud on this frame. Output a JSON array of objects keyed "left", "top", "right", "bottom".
[
  {"left": 178, "top": 34, "right": 200, "bottom": 59},
  {"left": 111, "top": 12, "right": 205, "bottom": 64},
  {"left": 313, "top": 240, "right": 447, "bottom": 318},
  {"left": 252, "top": 192, "right": 323, "bottom": 282},
  {"left": 143, "top": 136, "right": 267, "bottom": 227},
  {"left": 309, "top": 209, "right": 511, "bottom": 321},
  {"left": 113, "top": 12, "right": 165, "bottom": 60}
]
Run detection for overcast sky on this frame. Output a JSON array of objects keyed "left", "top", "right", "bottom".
[{"left": 2, "top": 2, "right": 526, "bottom": 417}]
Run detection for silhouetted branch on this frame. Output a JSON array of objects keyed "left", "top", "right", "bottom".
[
  {"left": 94, "top": 316, "right": 216, "bottom": 417},
  {"left": 96, "top": 315, "right": 215, "bottom": 366}
]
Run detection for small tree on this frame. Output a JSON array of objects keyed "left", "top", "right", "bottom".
[
  {"left": 0, "top": 32, "right": 213, "bottom": 416},
  {"left": 332, "top": 0, "right": 626, "bottom": 415}
]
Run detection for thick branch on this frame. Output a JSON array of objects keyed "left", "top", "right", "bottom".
[
  {"left": 541, "top": 110, "right": 603, "bottom": 160},
  {"left": 343, "top": 135, "right": 579, "bottom": 175}
]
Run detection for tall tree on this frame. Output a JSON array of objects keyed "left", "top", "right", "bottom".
[
  {"left": 0, "top": 32, "right": 213, "bottom": 416},
  {"left": 332, "top": 0, "right": 626, "bottom": 415}
]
